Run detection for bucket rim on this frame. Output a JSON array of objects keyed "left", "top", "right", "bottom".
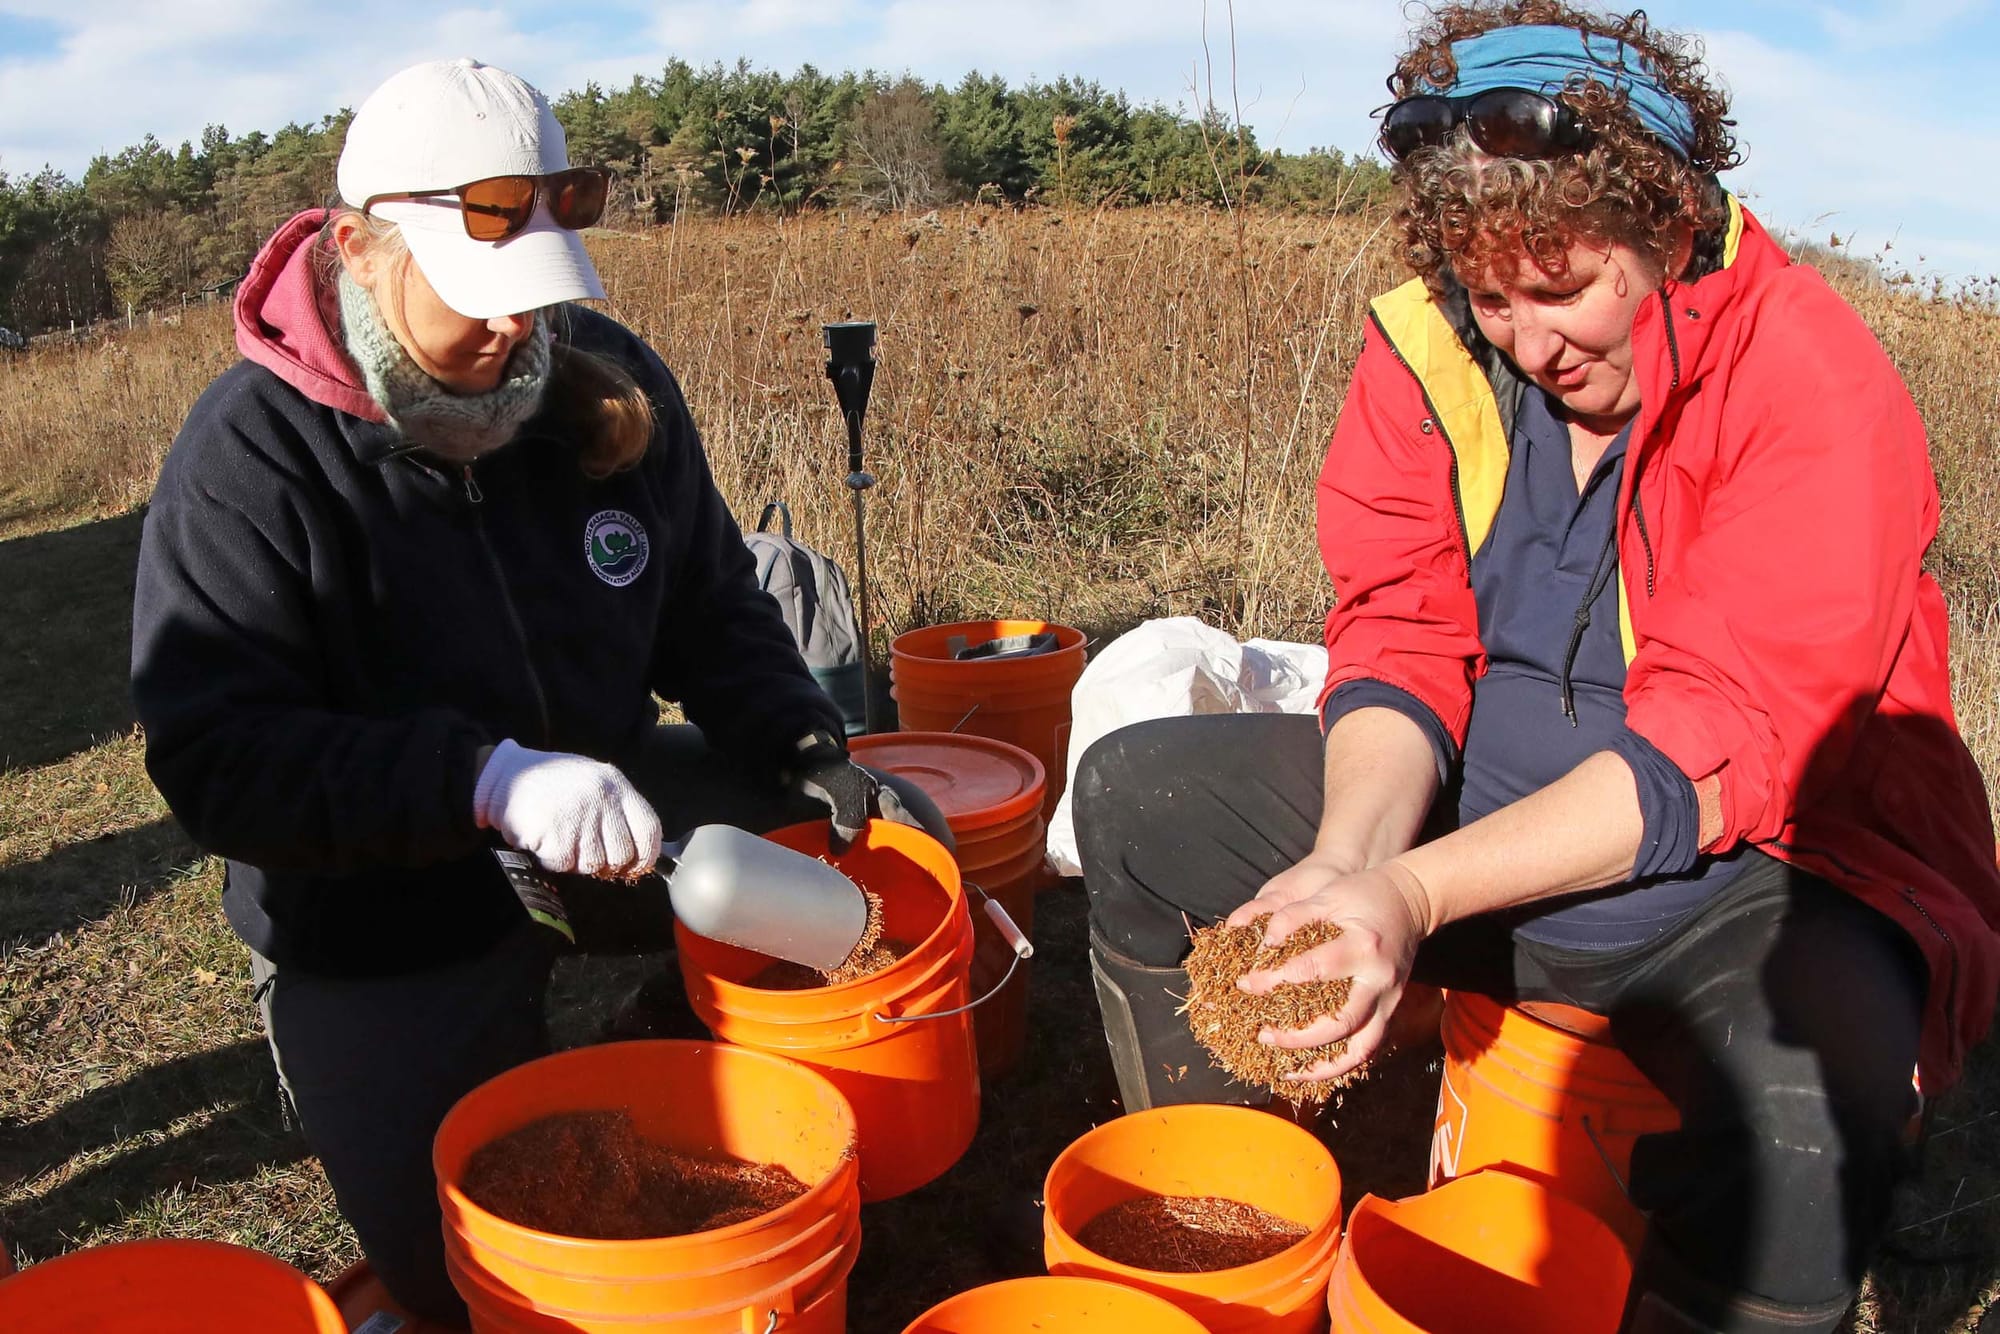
[
  {"left": 903, "top": 1274, "right": 1213, "bottom": 1332},
  {"left": 888, "top": 620, "right": 1088, "bottom": 672},
  {"left": 432, "top": 1039, "right": 860, "bottom": 1255},
  {"left": 1346, "top": 1172, "right": 1633, "bottom": 1243},
  {"left": 444, "top": 1208, "right": 859, "bottom": 1318},
  {"left": 678, "top": 820, "right": 970, "bottom": 1014},
  {"left": 1447, "top": 989, "right": 1615, "bottom": 1041},
  {"left": 0, "top": 1238, "right": 345, "bottom": 1329},
  {"left": 439, "top": 1188, "right": 857, "bottom": 1286},
  {"left": 848, "top": 731, "right": 1048, "bottom": 833},
  {"left": 1049, "top": 1205, "right": 1344, "bottom": 1296},
  {"left": 448, "top": 1214, "right": 860, "bottom": 1326},
  {"left": 1335, "top": 1175, "right": 1634, "bottom": 1325},
  {"left": 678, "top": 911, "right": 974, "bottom": 1049},
  {"left": 1441, "top": 990, "right": 1673, "bottom": 1103},
  {"left": 1042, "top": 1105, "right": 1345, "bottom": 1290}
]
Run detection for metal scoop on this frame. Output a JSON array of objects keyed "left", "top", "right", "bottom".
[
  {"left": 657, "top": 824, "right": 870, "bottom": 969},
  {"left": 492, "top": 824, "right": 870, "bottom": 970}
]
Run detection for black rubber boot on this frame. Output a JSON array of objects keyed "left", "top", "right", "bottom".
[
  {"left": 1089, "top": 931, "right": 1258, "bottom": 1111},
  {"left": 1620, "top": 1235, "right": 1853, "bottom": 1333}
]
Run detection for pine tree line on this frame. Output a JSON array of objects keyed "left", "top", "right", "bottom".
[{"left": 0, "top": 60, "right": 1390, "bottom": 336}]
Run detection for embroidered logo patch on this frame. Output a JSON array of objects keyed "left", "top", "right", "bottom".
[{"left": 584, "top": 510, "right": 649, "bottom": 587}]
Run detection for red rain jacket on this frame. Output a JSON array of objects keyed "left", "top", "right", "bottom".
[{"left": 1317, "top": 202, "right": 2000, "bottom": 1091}]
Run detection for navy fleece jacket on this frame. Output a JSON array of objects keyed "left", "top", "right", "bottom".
[{"left": 131, "top": 211, "right": 840, "bottom": 976}]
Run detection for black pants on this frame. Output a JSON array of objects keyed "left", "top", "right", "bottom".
[
  {"left": 250, "top": 725, "right": 949, "bottom": 1326},
  {"left": 1076, "top": 714, "right": 1926, "bottom": 1332}
]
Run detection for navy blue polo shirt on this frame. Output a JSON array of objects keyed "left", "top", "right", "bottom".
[{"left": 1326, "top": 387, "right": 1748, "bottom": 949}]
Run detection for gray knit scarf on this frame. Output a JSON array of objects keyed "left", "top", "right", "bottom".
[{"left": 337, "top": 270, "right": 552, "bottom": 462}]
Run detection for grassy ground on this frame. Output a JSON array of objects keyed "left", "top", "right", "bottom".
[{"left": 2, "top": 206, "right": 1997, "bottom": 1330}]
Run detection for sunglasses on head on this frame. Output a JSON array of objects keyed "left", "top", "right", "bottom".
[
  {"left": 361, "top": 167, "right": 611, "bottom": 242},
  {"left": 1379, "top": 89, "right": 1590, "bottom": 162}
]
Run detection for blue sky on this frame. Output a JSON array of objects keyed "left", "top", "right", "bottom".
[{"left": 1, "top": 1, "right": 1995, "bottom": 280}]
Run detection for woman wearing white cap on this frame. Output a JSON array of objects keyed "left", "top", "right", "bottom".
[{"left": 131, "top": 58, "right": 939, "bottom": 1321}]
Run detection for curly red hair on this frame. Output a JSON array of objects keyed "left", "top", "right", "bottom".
[{"left": 1390, "top": 1, "right": 1742, "bottom": 295}]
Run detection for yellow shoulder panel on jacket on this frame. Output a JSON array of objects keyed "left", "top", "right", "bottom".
[
  {"left": 1370, "top": 278, "right": 1511, "bottom": 556},
  {"left": 1722, "top": 194, "right": 1744, "bottom": 270}
]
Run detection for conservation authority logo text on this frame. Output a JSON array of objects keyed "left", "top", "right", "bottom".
[{"left": 585, "top": 510, "right": 649, "bottom": 586}]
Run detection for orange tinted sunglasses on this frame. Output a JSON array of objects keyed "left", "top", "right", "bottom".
[{"left": 361, "top": 167, "right": 611, "bottom": 242}]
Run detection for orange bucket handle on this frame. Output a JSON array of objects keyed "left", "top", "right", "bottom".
[{"left": 875, "top": 884, "right": 1032, "bottom": 1026}]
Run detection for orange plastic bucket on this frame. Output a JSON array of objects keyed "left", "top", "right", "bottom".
[
  {"left": 444, "top": 1231, "right": 856, "bottom": 1334},
  {"left": 1042, "top": 1104, "right": 1344, "bottom": 1333},
  {"left": 0, "top": 1238, "right": 345, "bottom": 1332},
  {"left": 677, "top": 819, "right": 980, "bottom": 1202},
  {"left": 888, "top": 620, "right": 1086, "bottom": 818},
  {"left": 850, "top": 732, "right": 1046, "bottom": 1078},
  {"left": 1328, "top": 1172, "right": 1632, "bottom": 1332},
  {"left": 432, "top": 1039, "right": 861, "bottom": 1333},
  {"left": 903, "top": 1275, "right": 1211, "bottom": 1333},
  {"left": 1430, "top": 992, "right": 1679, "bottom": 1249}
]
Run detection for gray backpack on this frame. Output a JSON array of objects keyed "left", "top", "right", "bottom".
[{"left": 743, "top": 502, "right": 866, "bottom": 736}]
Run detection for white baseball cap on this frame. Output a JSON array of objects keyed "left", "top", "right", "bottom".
[{"left": 337, "top": 57, "right": 606, "bottom": 319}]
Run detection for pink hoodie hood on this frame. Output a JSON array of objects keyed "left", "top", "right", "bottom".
[{"left": 233, "top": 210, "right": 387, "bottom": 423}]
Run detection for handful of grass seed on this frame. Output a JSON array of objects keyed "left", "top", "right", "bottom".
[{"left": 1182, "top": 915, "right": 1358, "bottom": 1105}]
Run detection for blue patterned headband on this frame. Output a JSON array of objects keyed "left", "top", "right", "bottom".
[{"left": 1436, "top": 24, "right": 1699, "bottom": 158}]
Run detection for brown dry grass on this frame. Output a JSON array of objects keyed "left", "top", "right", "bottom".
[
  {"left": 0, "top": 312, "right": 238, "bottom": 541},
  {"left": 2, "top": 204, "right": 1996, "bottom": 1331},
  {"left": 574, "top": 205, "right": 1406, "bottom": 648}
]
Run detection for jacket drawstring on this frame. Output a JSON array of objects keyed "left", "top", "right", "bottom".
[{"left": 1560, "top": 516, "right": 1624, "bottom": 725}]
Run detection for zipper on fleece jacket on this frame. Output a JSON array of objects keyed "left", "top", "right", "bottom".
[
  {"left": 1655, "top": 290, "right": 1683, "bottom": 392},
  {"left": 1368, "top": 310, "right": 1473, "bottom": 565},
  {"left": 464, "top": 464, "right": 554, "bottom": 749},
  {"left": 1623, "top": 290, "right": 1685, "bottom": 604},
  {"left": 1638, "top": 292, "right": 1688, "bottom": 596},
  {"left": 1631, "top": 491, "right": 1657, "bottom": 596},
  {"left": 1897, "top": 883, "right": 1961, "bottom": 1069}
]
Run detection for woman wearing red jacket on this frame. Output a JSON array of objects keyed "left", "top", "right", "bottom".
[{"left": 1073, "top": 5, "right": 2000, "bottom": 1331}]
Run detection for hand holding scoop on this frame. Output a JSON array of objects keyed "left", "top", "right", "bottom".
[{"left": 492, "top": 824, "right": 870, "bottom": 969}]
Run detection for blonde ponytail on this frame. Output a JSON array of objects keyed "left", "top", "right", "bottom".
[{"left": 545, "top": 340, "right": 655, "bottom": 478}]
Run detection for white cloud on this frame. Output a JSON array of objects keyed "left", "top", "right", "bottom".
[
  {"left": 638, "top": 0, "right": 858, "bottom": 54},
  {"left": 1702, "top": 27, "right": 2000, "bottom": 276},
  {"left": 1813, "top": 0, "right": 1994, "bottom": 50},
  {"left": 0, "top": 3, "right": 626, "bottom": 172},
  {"left": 617, "top": 1, "right": 1395, "bottom": 127},
  {"left": 0, "top": 0, "right": 1993, "bottom": 276}
]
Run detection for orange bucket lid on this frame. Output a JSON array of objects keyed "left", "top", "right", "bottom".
[{"left": 851, "top": 732, "right": 1046, "bottom": 834}]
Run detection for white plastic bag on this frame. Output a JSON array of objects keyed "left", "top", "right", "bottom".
[{"left": 1045, "top": 616, "right": 1327, "bottom": 876}]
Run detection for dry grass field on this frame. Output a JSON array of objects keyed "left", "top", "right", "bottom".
[{"left": 1, "top": 204, "right": 1996, "bottom": 1331}]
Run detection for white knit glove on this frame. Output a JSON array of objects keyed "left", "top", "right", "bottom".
[{"left": 474, "top": 740, "right": 663, "bottom": 877}]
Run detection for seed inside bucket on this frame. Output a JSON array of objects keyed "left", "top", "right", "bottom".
[
  {"left": 750, "top": 939, "right": 912, "bottom": 990},
  {"left": 1181, "top": 915, "right": 1357, "bottom": 1104},
  {"left": 1077, "top": 1195, "right": 1309, "bottom": 1272},
  {"left": 746, "top": 889, "right": 910, "bottom": 988},
  {"left": 462, "top": 1109, "right": 809, "bottom": 1238},
  {"left": 837, "top": 888, "right": 886, "bottom": 966}
]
